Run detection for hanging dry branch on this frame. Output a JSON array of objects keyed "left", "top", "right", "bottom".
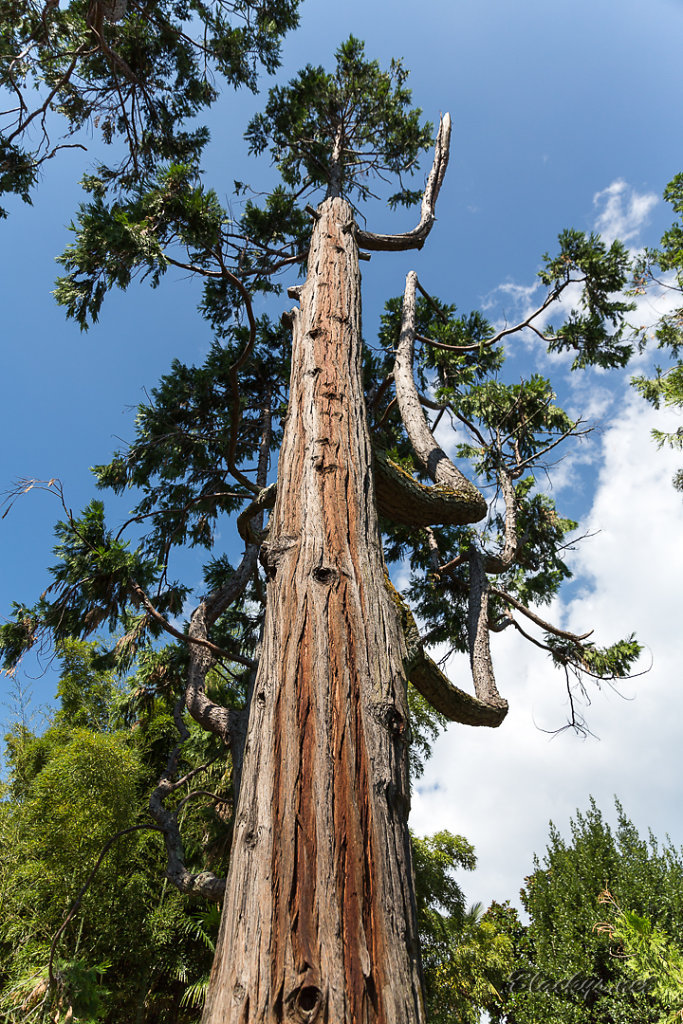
[
  {"left": 467, "top": 548, "right": 508, "bottom": 715},
  {"left": 482, "top": 464, "right": 519, "bottom": 573}
]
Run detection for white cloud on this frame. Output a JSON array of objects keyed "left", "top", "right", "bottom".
[
  {"left": 482, "top": 281, "right": 541, "bottom": 313},
  {"left": 410, "top": 394, "right": 683, "bottom": 912},
  {"left": 479, "top": 179, "right": 668, "bottom": 374},
  {"left": 408, "top": 184, "right": 682, "bottom": 910},
  {"left": 593, "top": 179, "right": 658, "bottom": 245}
]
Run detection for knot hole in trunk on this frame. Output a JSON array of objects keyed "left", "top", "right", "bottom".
[
  {"left": 311, "top": 564, "right": 339, "bottom": 586},
  {"left": 259, "top": 535, "right": 297, "bottom": 580},
  {"left": 288, "top": 983, "right": 324, "bottom": 1023},
  {"left": 387, "top": 706, "right": 406, "bottom": 737}
]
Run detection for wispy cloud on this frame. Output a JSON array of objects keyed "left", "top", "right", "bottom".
[
  {"left": 482, "top": 281, "right": 541, "bottom": 313},
  {"left": 592, "top": 179, "right": 658, "bottom": 244}
]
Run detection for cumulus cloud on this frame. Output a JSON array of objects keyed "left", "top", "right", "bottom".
[
  {"left": 407, "top": 182, "right": 682, "bottom": 910},
  {"left": 410, "top": 394, "right": 683, "bottom": 911}
]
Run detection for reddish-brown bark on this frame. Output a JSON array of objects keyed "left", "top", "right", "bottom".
[{"left": 202, "top": 198, "right": 424, "bottom": 1024}]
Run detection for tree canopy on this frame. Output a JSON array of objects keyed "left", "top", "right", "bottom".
[
  {"left": 0, "top": 6, "right": 664, "bottom": 1022},
  {"left": 0, "top": 16, "right": 644, "bottom": 714},
  {"left": 0, "top": 0, "right": 300, "bottom": 216}
]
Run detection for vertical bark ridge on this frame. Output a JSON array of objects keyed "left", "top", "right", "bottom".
[{"left": 202, "top": 198, "right": 425, "bottom": 1024}]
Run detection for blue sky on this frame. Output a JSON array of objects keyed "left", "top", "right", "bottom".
[{"left": 2, "top": 0, "right": 683, "bottom": 910}]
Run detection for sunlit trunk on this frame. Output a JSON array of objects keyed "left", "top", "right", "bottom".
[{"left": 202, "top": 197, "right": 425, "bottom": 1024}]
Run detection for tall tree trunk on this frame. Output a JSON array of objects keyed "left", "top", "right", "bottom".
[{"left": 202, "top": 197, "right": 425, "bottom": 1024}]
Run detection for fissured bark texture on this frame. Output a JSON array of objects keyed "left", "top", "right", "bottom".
[{"left": 202, "top": 198, "right": 425, "bottom": 1024}]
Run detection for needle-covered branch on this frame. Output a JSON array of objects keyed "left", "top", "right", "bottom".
[
  {"left": 412, "top": 230, "right": 634, "bottom": 370},
  {"left": 0, "top": 0, "right": 302, "bottom": 215},
  {"left": 186, "top": 398, "right": 272, "bottom": 741},
  {"left": 489, "top": 586, "right": 593, "bottom": 643}
]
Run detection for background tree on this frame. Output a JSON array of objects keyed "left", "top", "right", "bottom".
[
  {"left": 0, "top": 639, "right": 232, "bottom": 1023},
  {"left": 1, "top": 15, "right": 645, "bottom": 1023},
  {"left": 489, "top": 799, "right": 683, "bottom": 1024},
  {"left": 597, "top": 890, "right": 683, "bottom": 1024},
  {"left": 413, "top": 832, "right": 513, "bottom": 1023}
]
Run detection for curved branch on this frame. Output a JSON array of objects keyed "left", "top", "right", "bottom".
[
  {"left": 387, "top": 572, "right": 507, "bottom": 727},
  {"left": 467, "top": 549, "right": 509, "bottom": 716},
  {"left": 5, "top": 44, "right": 88, "bottom": 147},
  {"left": 372, "top": 446, "right": 482, "bottom": 527},
  {"left": 394, "top": 270, "right": 487, "bottom": 520},
  {"left": 355, "top": 113, "right": 451, "bottom": 252},
  {"left": 252, "top": 445, "right": 481, "bottom": 530},
  {"left": 236, "top": 482, "right": 276, "bottom": 544},
  {"left": 132, "top": 399, "right": 273, "bottom": 744},
  {"left": 427, "top": 530, "right": 509, "bottom": 713},
  {"left": 409, "top": 651, "right": 508, "bottom": 728}
]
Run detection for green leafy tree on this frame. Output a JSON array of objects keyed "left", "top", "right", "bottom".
[
  {"left": 490, "top": 800, "right": 683, "bottom": 1024},
  {"left": 1, "top": 18, "right": 645, "bottom": 1022},
  {"left": 0, "top": 640, "right": 233, "bottom": 1023},
  {"left": 413, "top": 833, "right": 513, "bottom": 1022},
  {"left": 597, "top": 891, "right": 683, "bottom": 1024}
]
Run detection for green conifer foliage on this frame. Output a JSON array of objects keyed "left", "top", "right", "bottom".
[{"left": 631, "top": 173, "right": 683, "bottom": 490}]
